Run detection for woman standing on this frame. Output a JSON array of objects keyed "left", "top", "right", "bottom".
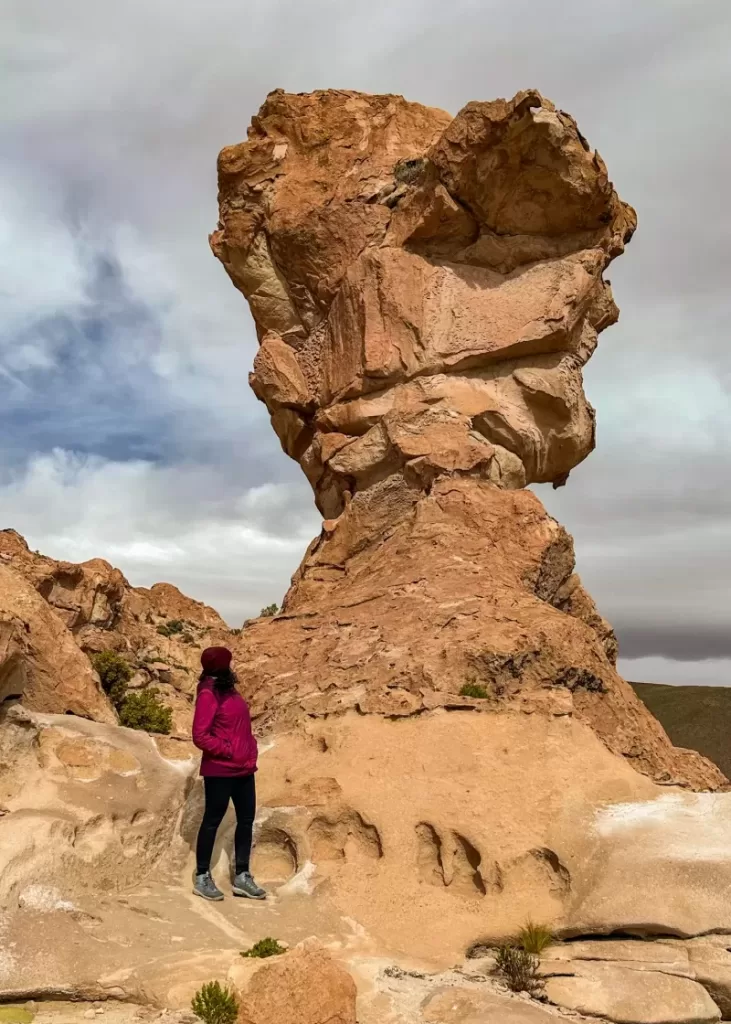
[{"left": 191, "top": 646, "right": 266, "bottom": 901}]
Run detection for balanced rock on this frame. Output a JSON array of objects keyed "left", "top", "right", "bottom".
[
  {"left": 213, "top": 88, "right": 719, "bottom": 791},
  {"left": 207, "top": 89, "right": 731, "bottom": 958},
  {"left": 211, "top": 88, "right": 635, "bottom": 514}
]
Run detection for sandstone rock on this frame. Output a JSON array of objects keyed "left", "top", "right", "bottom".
[
  {"left": 685, "top": 942, "right": 731, "bottom": 1017},
  {"left": 0, "top": 562, "right": 114, "bottom": 722},
  {"left": 542, "top": 939, "right": 692, "bottom": 976},
  {"left": 0, "top": 704, "right": 194, "bottom": 902},
  {"left": 543, "top": 938, "right": 731, "bottom": 1019},
  {"left": 215, "top": 89, "right": 721, "bottom": 794},
  {"left": 247, "top": 713, "right": 731, "bottom": 962},
  {"left": 568, "top": 792, "right": 731, "bottom": 938},
  {"left": 212, "top": 89, "right": 635, "bottom": 515},
  {"left": 235, "top": 939, "right": 356, "bottom": 1024},
  {"left": 97, "top": 950, "right": 242, "bottom": 1008},
  {"left": 0, "top": 530, "right": 233, "bottom": 733},
  {"left": 421, "top": 988, "right": 576, "bottom": 1024},
  {"left": 232, "top": 479, "right": 720, "bottom": 791},
  {"left": 543, "top": 960, "right": 720, "bottom": 1023}
]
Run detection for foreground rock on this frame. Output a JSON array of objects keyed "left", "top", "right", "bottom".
[
  {"left": 235, "top": 939, "right": 356, "bottom": 1024},
  {"left": 0, "top": 703, "right": 194, "bottom": 903},
  {"left": 544, "top": 961, "right": 720, "bottom": 1024},
  {"left": 543, "top": 938, "right": 731, "bottom": 1019}
]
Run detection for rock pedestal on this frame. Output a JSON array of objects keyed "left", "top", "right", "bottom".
[{"left": 211, "top": 87, "right": 720, "bottom": 791}]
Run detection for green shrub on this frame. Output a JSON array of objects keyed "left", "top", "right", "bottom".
[
  {"left": 394, "top": 157, "right": 427, "bottom": 184},
  {"left": 91, "top": 650, "right": 132, "bottom": 709},
  {"left": 230, "top": 628, "right": 242, "bottom": 637},
  {"left": 518, "top": 921, "right": 553, "bottom": 955},
  {"left": 119, "top": 688, "right": 172, "bottom": 734},
  {"left": 241, "top": 937, "right": 286, "bottom": 959},
  {"left": 191, "top": 981, "right": 238, "bottom": 1024},
  {"left": 495, "top": 945, "right": 542, "bottom": 994},
  {"left": 460, "top": 682, "right": 489, "bottom": 699},
  {"left": 259, "top": 603, "right": 278, "bottom": 617},
  {"left": 156, "top": 619, "right": 185, "bottom": 638}
]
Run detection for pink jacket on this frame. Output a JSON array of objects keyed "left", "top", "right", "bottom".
[{"left": 192, "top": 678, "right": 258, "bottom": 777}]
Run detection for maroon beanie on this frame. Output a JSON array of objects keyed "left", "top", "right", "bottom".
[{"left": 201, "top": 647, "right": 233, "bottom": 674}]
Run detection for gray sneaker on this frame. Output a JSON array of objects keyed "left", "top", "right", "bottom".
[
  {"left": 193, "top": 871, "right": 224, "bottom": 901},
  {"left": 232, "top": 871, "right": 267, "bottom": 900}
]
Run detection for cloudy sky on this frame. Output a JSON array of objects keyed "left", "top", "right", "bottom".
[{"left": 2, "top": 0, "right": 729, "bottom": 685}]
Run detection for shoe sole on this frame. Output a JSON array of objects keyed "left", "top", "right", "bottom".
[
  {"left": 232, "top": 887, "right": 266, "bottom": 899},
  {"left": 193, "top": 888, "right": 224, "bottom": 901}
]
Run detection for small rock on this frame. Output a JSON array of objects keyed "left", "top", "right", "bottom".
[{"left": 84, "top": 1011, "right": 96, "bottom": 1020}]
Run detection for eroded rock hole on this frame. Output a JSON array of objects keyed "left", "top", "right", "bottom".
[{"left": 308, "top": 810, "right": 382, "bottom": 862}]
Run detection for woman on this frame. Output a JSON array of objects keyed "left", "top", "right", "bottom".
[{"left": 191, "top": 646, "right": 266, "bottom": 901}]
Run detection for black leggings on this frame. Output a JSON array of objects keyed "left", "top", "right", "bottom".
[{"left": 195, "top": 774, "right": 256, "bottom": 876}]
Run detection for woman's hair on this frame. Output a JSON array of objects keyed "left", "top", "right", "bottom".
[{"left": 201, "top": 666, "right": 237, "bottom": 692}]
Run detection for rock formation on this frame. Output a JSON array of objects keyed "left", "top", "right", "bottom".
[
  {"left": 211, "top": 88, "right": 634, "bottom": 509},
  {"left": 0, "top": 704, "right": 193, "bottom": 905},
  {"left": 0, "top": 529, "right": 233, "bottom": 733},
  {"left": 210, "top": 88, "right": 718, "bottom": 790},
  {"left": 0, "top": 561, "right": 114, "bottom": 723}
]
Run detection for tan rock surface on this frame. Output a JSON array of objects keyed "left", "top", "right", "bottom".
[
  {"left": 232, "top": 478, "right": 720, "bottom": 791},
  {"left": 543, "top": 960, "right": 720, "bottom": 1023},
  {"left": 212, "top": 88, "right": 635, "bottom": 514},
  {"left": 236, "top": 939, "right": 356, "bottom": 1024},
  {"left": 0, "top": 562, "right": 113, "bottom": 722},
  {"left": 685, "top": 941, "right": 731, "bottom": 1018},
  {"left": 542, "top": 938, "right": 731, "bottom": 1019},
  {"left": 0, "top": 530, "right": 234, "bottom": 734},
  {"left": 568, "top": 792, "right": 731, "bottom": 938},
  {"left": 0, "top": 703, "right": 194, "bottom": 903},
  {"left": 420, "top": 988, "right": 578, "bottom": 1024},
  {"left": 251, "top": 716, "right": 731, "bottom": 958}
]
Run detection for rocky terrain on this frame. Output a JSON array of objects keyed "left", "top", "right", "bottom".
[
  {"left": 0, "top": 529, "right": 234, "bottom": 736},
  {"left": 2, "top": 88, "right": 731, "bottom": 1024}
]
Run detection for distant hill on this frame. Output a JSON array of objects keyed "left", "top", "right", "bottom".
[{"left": 632, "top": 682, "right": 731, "bottom": 781}]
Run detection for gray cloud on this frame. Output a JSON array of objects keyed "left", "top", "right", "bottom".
[{"left": 1, "top": 0, "right": 730, "bottom": 677}]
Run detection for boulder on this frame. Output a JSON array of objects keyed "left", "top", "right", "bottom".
[
  {"left": 685, "top": 941, "right": 731, "bottom": 1018},
  {"left": 235, "top": 939, "right": 356, "bottom": 1024},
  {"left": 568, "top": 793, "right": 731, "bottom": 937}
]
